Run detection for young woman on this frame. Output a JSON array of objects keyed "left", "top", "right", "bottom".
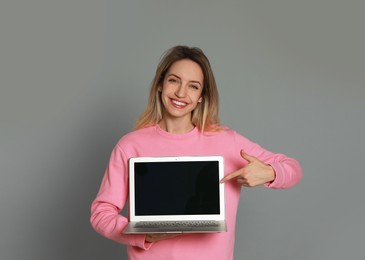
[{"left": 90, "top": 46, "right": 302, "bottom": 260}]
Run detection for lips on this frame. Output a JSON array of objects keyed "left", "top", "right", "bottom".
[{"left": 171, "top": 99, "right": 187, "bottom": 108}]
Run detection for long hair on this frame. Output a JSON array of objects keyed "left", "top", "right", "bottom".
[{"left": 135, "top": 46, "right": 220, "bottom": 132}]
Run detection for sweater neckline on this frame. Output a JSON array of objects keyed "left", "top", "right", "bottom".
[{"left": 155, "top": 124, "right": 199, "bottom": 139}]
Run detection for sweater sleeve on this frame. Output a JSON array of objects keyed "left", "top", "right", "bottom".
[
  {"left": 235, "top": 132, "right": 302, "bottom": 189},
  {"left": 90, "top": 143, "right": 152, "bottom": 250}
]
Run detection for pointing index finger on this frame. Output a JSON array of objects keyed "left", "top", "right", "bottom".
[{"left": 220, "top": 170, "right": 241, "bottom": 183}]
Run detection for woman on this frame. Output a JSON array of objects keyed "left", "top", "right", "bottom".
[{"left": 90, "top": 46, "right": 302, "bottom": 260}]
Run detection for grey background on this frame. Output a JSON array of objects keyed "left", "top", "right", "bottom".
[{"left": 1, "top": 0, "right": 364, "bottom": 259}]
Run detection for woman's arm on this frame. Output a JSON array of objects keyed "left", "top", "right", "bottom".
[{"left": 90, "top": 144, "right": 152, "bottom": 250}]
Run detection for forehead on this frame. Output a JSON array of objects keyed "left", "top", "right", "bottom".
[{"left": 167, "top": 59, "right": 203, "bottom": 82}]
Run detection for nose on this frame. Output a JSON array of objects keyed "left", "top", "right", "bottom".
[{"left": 174, "top": 83, "right": 187, "bottom": 98}]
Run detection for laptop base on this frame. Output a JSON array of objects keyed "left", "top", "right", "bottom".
[{"left": 123, "top": 221, "right": 226, "bottom": 234}]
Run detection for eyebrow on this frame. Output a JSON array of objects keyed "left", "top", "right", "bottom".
[{"left": 167, "top": 73, "right": 202, "bottom": 86}]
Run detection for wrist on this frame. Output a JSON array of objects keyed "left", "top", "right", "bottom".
[{"left": 266, "top": 165, "right": 276, "bottom": 183}]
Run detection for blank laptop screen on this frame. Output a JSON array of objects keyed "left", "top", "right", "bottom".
[{"left": 134, "top": 161, "right": 220, "bottom": 216}]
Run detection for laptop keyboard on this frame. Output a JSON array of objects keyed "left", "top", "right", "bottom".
[{"left": 135, "top": 220, "right": 219, "bottom": 228}]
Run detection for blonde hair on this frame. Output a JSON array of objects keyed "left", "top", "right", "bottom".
[{"left": 135, "top": 46, "right": 220, "bottom": 132}]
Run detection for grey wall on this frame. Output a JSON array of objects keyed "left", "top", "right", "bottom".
[{"left": 1, "top": 1, "right": 364, "bottom": 259}]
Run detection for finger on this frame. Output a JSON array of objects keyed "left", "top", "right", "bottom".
[
  {"left": 241, "top": 183, "right": 252, "bottom": 187},
  {"left": 146, "top": 233, "right": 181, "bottom": 242},
  {"left": 220, "top": 170, "right": 242, "bottom": 183},
  {"left": 240, "top": 149, "right": 257, "bottom": 163}
]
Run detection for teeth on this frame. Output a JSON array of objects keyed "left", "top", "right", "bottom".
[{"left": 172, "top": 100, "right": 187, "bottom": 106}]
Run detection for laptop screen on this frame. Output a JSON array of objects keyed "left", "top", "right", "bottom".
[{"left": 134, "top": 161, "right": 220, "bottom": 216}]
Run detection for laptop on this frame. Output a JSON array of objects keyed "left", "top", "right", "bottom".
[{"left": 122, "top": 156, "right": 226, "bottom": 234}]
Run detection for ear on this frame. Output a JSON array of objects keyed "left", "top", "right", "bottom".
[
  {"left": 157, "top": 85, "right": 162, "bottom": 92},
  {"left": 198, "top": 97, "right": 203, "bottom": 103}
]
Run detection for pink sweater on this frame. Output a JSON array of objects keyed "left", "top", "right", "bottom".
[{"left": 90, "top": 125, "right": 302, "bottom": 260}]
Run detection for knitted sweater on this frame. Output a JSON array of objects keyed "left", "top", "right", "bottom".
[{"left": 90, "top": 125, "right": 302, "bottom": 260}]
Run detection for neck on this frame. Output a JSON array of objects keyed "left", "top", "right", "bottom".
[{"left": 158, "top": 118, "right": 195, "bottom": 134}]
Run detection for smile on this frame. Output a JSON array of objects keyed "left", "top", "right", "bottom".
[{"left": 171, "top": 99, "right": 187, "bottom": 107}]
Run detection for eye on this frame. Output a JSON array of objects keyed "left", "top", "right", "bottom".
[
  {"left": 190, "top": 84, "right": 200, "bottom": 90},
  {"left": 168, "top": 77, "right": 178, "bottom": 84}
]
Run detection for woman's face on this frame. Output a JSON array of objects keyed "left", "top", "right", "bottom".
[{"left": 159, "top": 59, "right": 204, "bottom": 122}]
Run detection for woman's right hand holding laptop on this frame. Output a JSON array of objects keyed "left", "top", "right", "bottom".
[{"left": 145, "top": 233, "right": 182, "bottom": 243}]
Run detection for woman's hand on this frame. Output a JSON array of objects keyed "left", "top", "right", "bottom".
[
  {"left": 220, "top": 150, "right": 275, "bottom": 187},
  {"left": 145, "top": 233, "right": 181, "bottom": 243}
]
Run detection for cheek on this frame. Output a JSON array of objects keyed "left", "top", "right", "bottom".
[
  {"left": 160, "top": 89, "right": 173, "bottom": 107},
  {"left": 192, "top": 92, "right": 203, "bottom": 103},
  {"left": 161, "top": 83, "right": 175, "bottom": 96},
  {"left": 160, "top": 86, "right": 169, "bottom": 98}
]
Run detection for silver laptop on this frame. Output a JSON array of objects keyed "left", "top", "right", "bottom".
[{"left": 122, "top": 156, "right": 226, "bottom": 234}]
